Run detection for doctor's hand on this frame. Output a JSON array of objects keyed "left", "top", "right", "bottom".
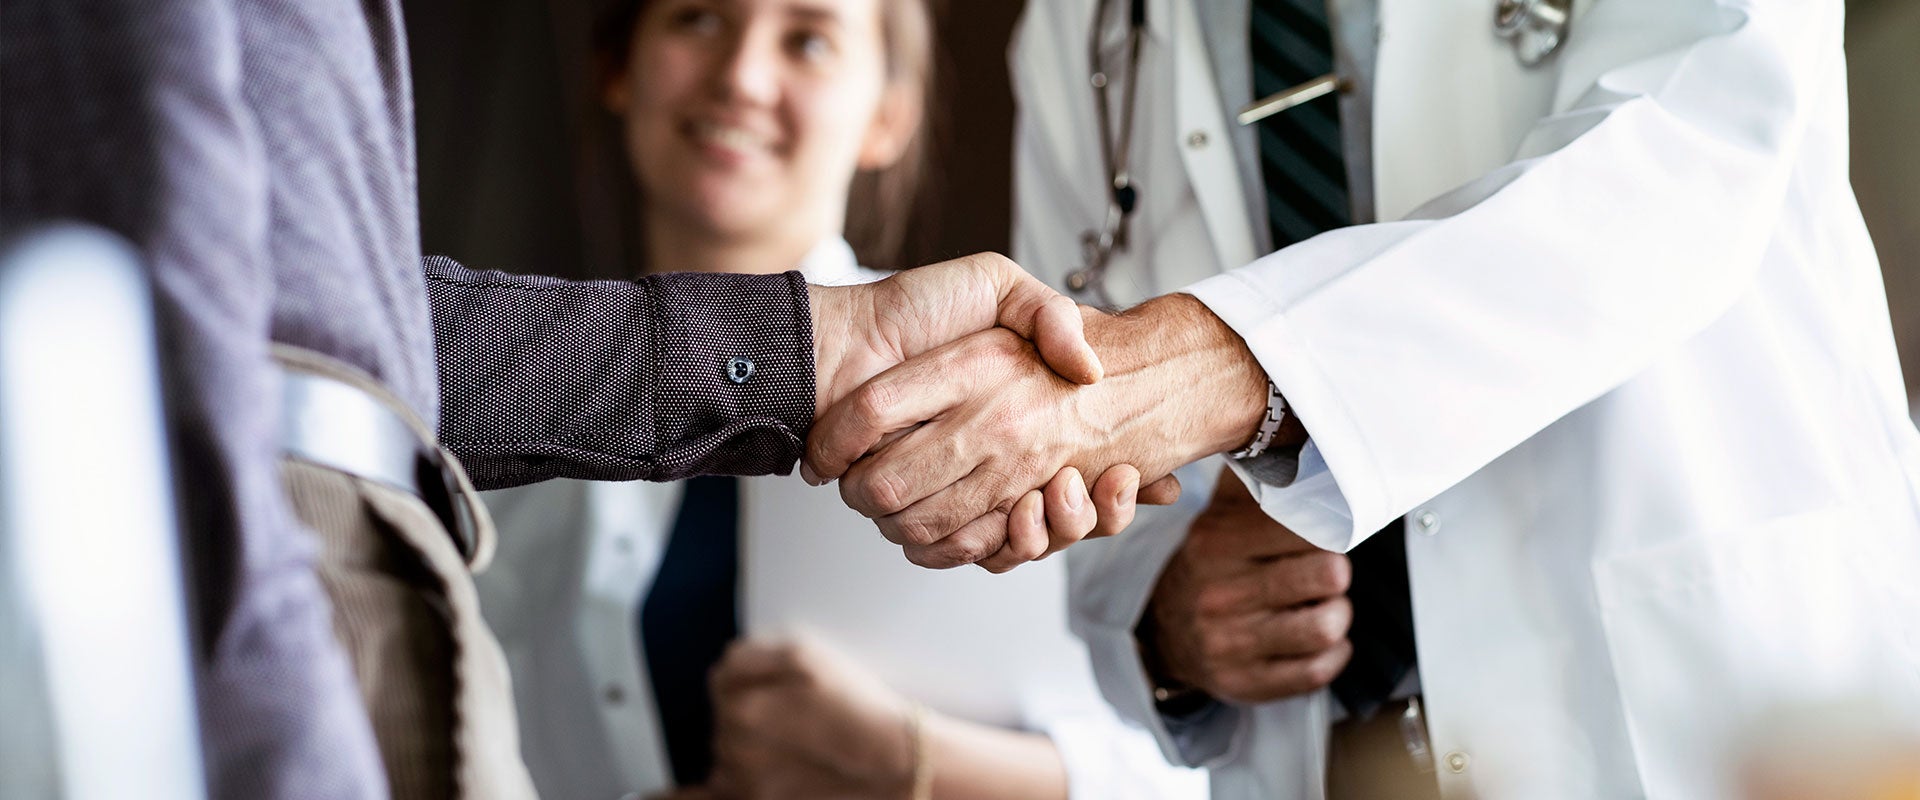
[
  {"left": 807, "top": 252, "right": 1180, "bottom": 569},
  {"left": 1140, "top": 469, "right": 1352, "bottom": 704},
  {"left": 703, "top": 637, "right": 916, "bottom": 800},
  {"left": 806, "top": 293, "right": 1273, "bottom": 569}
]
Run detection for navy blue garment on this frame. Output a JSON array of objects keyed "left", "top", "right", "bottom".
[
  {"left": 639, "top": 475, "right": 742, "bottom": 785},
  {"left": 1250, "top": 0, "right": 1414, "bottom": 719}
]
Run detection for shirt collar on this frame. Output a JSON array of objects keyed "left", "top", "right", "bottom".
[{"left": 796, "top": 237, "right": 863, "bottom": 285}]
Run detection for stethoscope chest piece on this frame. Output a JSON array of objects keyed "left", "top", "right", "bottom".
[{"left": 1495, "top": 0, "right": 1573, "bottom": 67}]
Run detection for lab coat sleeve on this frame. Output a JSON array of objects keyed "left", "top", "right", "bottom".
[
  {"left": 1065, "top": 462, "right": 1252, "bottom": 770},
  {"left": 1185, "top": 0, "right": 1842, "bottom": 551}
]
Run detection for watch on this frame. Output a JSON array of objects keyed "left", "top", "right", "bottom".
[{"left": 1228, "top": 380, "right": 1289, "bottom": 461}]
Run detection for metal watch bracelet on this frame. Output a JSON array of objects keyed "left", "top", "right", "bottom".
[{"left": 1229, "top": 380, "right": 1288, "bottom": 461}]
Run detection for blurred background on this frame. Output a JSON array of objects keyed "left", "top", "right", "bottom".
[{"left": 405, "top": 0, "right": 1920, "bottom": 403}]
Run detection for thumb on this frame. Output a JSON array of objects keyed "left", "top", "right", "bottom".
[{"left": 974, "top": 253, "right": 1103, "bottom": 385}]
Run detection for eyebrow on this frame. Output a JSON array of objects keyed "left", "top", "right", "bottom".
[{"left": 782, "top": 2, "right": 846, "bottom": 27}]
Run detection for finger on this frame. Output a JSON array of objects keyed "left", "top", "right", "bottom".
[
  {"left": 976, "top": 489, "right": 1047, "bottom": 573},
  {"left": 836, "top": 420, "right": 976, "bottom": 524},
  {"left": 901, "top": 506, "right": 1010, "bottom": 569},
  {"left": 1040, "top": 467, "right": 1097, "bottom": 551},
  {"left": 804, "top": 352, "right": 964, "bottom": 484},
  {"left": 876, "top": 455, "right": 1036, "bottom": 548},
  {"left": 1087, "top": 464, "right": 1142, "bottom": 539},
  {"left": 710, "top": 639, "right": 800, "bottom": 694},
  {"left": 1138, "top": 474, "right": 1182, "bottom": 505},
  {"left": 1213, "top": 640, "right": 1354, "bottom": 704},
  {"left": 1197, "top": 551, "right": 1352, "bottom": 614},
  {"left": 1248, "top": 596, "right": 1353, "bottom": 660},
  {"left": 971, "top": 253, "right": 1102, "bottom": 385}
]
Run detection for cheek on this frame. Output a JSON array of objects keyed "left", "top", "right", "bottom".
[{"left": 784, "top": 82, "right": 885, "bottom": 179}]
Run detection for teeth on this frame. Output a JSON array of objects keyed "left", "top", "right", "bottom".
[{"left": 691, "top": 120, "right": 769, "bottom": 151}]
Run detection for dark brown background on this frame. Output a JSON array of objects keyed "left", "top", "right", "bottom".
[{"left": 408, "top": 0, "right": 1920, "bottom": 403}]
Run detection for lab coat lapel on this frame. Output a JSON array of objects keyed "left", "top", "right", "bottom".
[
  {"left": 1371, "top": 0, "right": 1565, "bottom": 222},
  {"left": 1169, "top": 0, "right": 1261, "bottom": 273}
]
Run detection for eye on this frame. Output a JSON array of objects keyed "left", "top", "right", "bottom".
[
  {"left": 788, "top": 29, "right": 835, "bottom": 62},
  {"left": 669, "top": 5, "right": 724, "bottom": 36}
]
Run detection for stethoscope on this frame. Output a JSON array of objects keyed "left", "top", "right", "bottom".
[{"left": 1067, "top": 0, "right": 1572, "bottom": 307}]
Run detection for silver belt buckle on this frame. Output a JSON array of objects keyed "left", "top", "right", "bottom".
[
  {"left": 280, "top": 368, "right": 476, "bottom": 561},
  {"left": 1399, "top": 696, "right": 1435, "bottom": 773}
]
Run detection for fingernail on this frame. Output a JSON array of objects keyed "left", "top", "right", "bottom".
[
  {"left": 1065, "top": 471, "right": 1085, "bottom": 511},
  {"left": 799, "top": 462, "right": 821, "bottom": 485}
]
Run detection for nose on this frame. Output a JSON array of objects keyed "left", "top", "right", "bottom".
[{"left": 711, "top": 27, "right": 780, "bottom": 107}]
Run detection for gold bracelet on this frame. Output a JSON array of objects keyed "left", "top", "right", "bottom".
[{"left": 905, "top": 701, "right": 933, "bottom": 800}]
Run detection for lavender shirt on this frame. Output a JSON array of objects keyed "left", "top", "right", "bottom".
[{"left": 2, "top": 1, "right": 816, "bottom": 796}]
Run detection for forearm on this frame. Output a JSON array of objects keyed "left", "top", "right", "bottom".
[
  {"left": 1079, "top": 294, "right": 1277, "bottom": 477},
  {"left": 924, "top": 712, "right": 1069, "bottom": 800},
  {"left": 428, "top": 260, "right": 817, "bottom": 488}
]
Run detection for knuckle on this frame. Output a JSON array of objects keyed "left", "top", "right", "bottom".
[
  {"left": 975, "top": 250, "right": 1016, "bottom": 273},
  {"left": 1196, "top": 628, "right": 1239, "bottom": 663},
  {"left": 1304, "top": 653, "right": 1344, "bottom": 689},
  {"left": 893, "top": 513, "right": 942, "bottom": 547},
  {"left": 1193, "top": 584, "right": 1242, "bottom": 616},
  {"left": 861, "top": 470, "right": 910, "bottom": 517},
  {"left": 1306, "top": 609, "right": 1347, "bottom": 650},
  {"left": 1328, "top": 556, "right": 1359, "bottom": 590},
  {"left": 850, "top": 380, "right": 899, "bottom": 432}
]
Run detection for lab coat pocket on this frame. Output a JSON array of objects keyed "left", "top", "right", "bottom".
[{"left": 1591, "top": 505, "right": 1920, "bottom": 798}]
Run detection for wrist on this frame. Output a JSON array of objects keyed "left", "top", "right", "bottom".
[
  {"left": 1136, "top": 605, "right": 1214, "bottom": 716},
  {"left": 1083, "top": 294, "right": 1270, "bottom": 466},
  {"left": 809, "top": 284, "right": 853, "bottom": 420}
]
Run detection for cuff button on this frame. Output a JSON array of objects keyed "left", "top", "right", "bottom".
[{"left": 727, "top": 357, "right": 756, "bottom": 384}]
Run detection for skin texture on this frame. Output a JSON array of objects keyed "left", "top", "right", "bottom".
[
  {"left": 1143, "top": 469, "right": 1354, "bottom": 704},
  {"left": 807, "top": 293, "right": 1270, "bottom": 569},
  {"left": 807, "top": 253, "right": 1183, "bottom": 567}
]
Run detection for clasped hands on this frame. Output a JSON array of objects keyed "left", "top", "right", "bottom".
[{"left": 807, "top": 253, "right": 1270, "bottom": 571}]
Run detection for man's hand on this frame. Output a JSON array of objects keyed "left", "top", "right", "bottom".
[
  {"left": 1140, "top": 470, "right": 1352, "bottom": 704},
  {"left": 701, "top": 637, "right": 916, "bottom": 800},
  {"left": 807, "top": 292, "right": 1271, "bottom": 568},
  {"left": 806, "top": 252, "right": 1178, "bottom": 568}
]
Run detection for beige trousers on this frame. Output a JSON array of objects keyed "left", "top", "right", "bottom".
[{"left": 276, "top": 347, "right": 535, "bottom": 800}]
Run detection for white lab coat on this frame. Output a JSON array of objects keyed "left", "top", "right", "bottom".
[
  {"left": 474, "top": 239, "right": 1206, "bottom": 800},
  {"left": 1012, "top": 0, "right": 1920, "bottom": 798}
]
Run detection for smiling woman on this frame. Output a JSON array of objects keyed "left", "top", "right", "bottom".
[{"left": 595, "top": 0, "right": 933, "bottom": 273}]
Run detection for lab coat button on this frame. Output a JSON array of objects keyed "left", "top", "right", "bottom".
[
  {"left": 1415, "top": 509, "right": 1441, "bottom": 535},
  {"left": 604, "top": 684, "right": 625, "bottom": 705},
  {"left": 1445, "top": 750, "right": 1469, "bottom": 773},
  {"left": 1186, "top": 130, "right": 1209, "bottom": 149}
]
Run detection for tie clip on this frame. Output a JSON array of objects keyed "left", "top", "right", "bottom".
[{"left": 1237, "top": 73, "right": 1343, "bottom": 126}]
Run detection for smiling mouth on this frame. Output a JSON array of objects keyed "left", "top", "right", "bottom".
[{"left": 686, "top": 119, "right": 775, "bottom": 154}]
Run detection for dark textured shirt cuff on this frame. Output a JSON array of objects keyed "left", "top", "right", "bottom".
[{"left": 646, "top": 270, "right": 816, "bottom": 478}]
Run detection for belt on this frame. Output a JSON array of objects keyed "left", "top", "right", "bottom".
[{"left": 276, "top": 351, "right": 479, "bottom": 561}]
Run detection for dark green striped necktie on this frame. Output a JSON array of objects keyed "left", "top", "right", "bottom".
[
  {"left": 1251, "top": 0, "right": 1352, "bottom": 248},
  {"left": 1251, "top": 0, "right": 1414, "bottom": 720}
]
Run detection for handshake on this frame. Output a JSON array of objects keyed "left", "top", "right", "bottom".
[{"left": 803, "top": 253, "right": 1275, "bottom": 571}]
